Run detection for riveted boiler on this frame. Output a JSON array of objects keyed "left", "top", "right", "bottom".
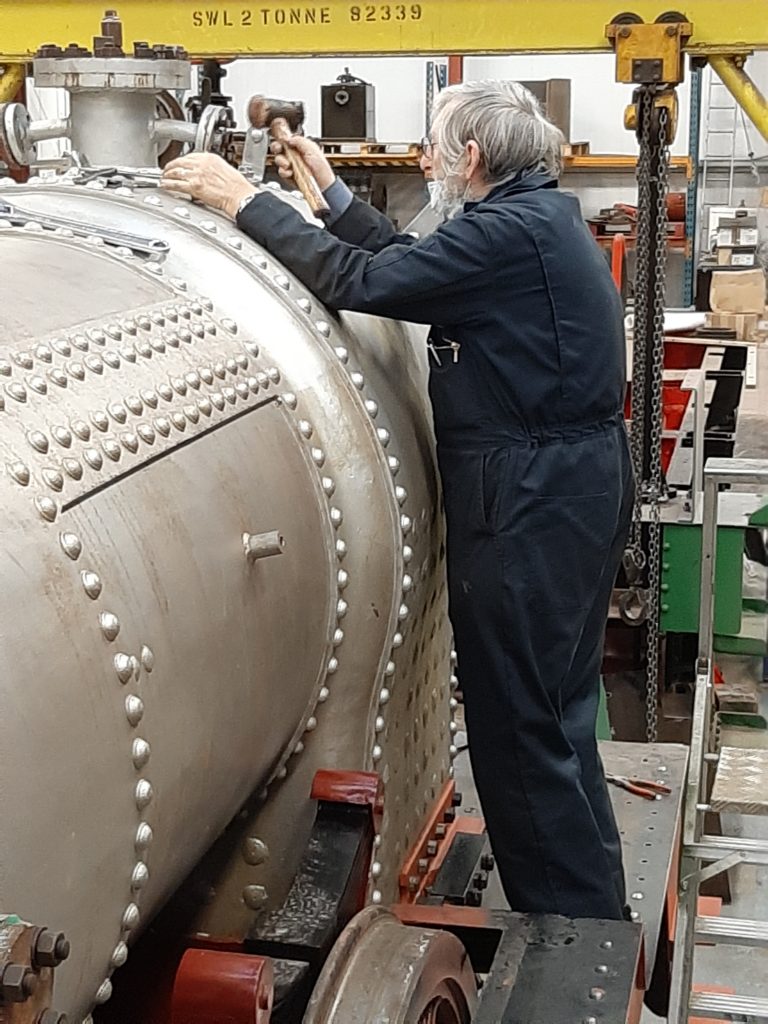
[{"left": 0, "top": 22, "right": 459, "bottom": 1023}]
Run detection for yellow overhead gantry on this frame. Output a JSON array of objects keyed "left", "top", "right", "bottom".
[{"left": 0, "top": 0, "right": 767, "bottom": 59}]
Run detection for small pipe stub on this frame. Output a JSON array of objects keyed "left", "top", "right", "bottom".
[{"left": 243, "top": 530, "right": 285, "bottom": 562}]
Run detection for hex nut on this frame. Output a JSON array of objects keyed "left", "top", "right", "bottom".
[
  {"left": 0, "top": 963, "right": 39, "bottom": 1003},
  {"left": 33, "top": 930, "right": 70, "bottom": 969}
]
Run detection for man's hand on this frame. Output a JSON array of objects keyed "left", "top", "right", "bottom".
[
  {"left": 160, "top": 153, "right": 257, "bottom": 220},
  {"left": 270, "top": 136, "right": 336, "bottom": 192}
]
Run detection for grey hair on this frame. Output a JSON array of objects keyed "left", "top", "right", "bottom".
[{"left": 431, "top": 80, "right": 564, "bottom": 183}]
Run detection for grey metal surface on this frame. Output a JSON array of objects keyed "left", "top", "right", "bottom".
[
  {"left": 711, "top": 747, "right": 768, "bottom": 816},
  {"left": 695, "top": 915, "right": 768, "bottom": 946},
  {"left": 689, "top": 990, "right": 768, "bottom": 1020},
  {"left": 0, "top": 178, "right": 453, "bottom": 1021},
  {"left": 602, "top": 741, "right": 687, "bottom": 979}
]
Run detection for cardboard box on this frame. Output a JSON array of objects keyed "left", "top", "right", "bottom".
[
  {"left": 710, "top": 268, "right": 766, "bottom": 314},
  {"left": 706, "top": 311, "right": 759, "bottom": 340}
]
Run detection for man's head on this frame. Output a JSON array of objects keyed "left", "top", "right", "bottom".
[{"left": 421, "top": 80, "right": 564, "bottom": 216}]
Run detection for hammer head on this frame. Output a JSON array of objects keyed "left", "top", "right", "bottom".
[{"left": 248, "top": 95, "right": 305, "bottom": 133}]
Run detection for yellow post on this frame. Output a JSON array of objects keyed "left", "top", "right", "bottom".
[
  {"left": 0, "top": 63, "right": 25, "bottom": 103},
  {"left": 709, "top": 54, "right": 768, "bottom": 145}
]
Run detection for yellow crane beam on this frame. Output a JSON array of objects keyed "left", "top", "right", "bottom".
[{"left": 0, "top": 0, "right": 767, "bottom": 60}]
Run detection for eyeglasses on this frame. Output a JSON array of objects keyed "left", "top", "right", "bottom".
[{"left": 420, "top": 136, "right": 437, "bottom": 158}]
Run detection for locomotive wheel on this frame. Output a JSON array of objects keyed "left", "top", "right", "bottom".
[{"left": 303, "top": 907, "right": 477, "bottom": 1024}]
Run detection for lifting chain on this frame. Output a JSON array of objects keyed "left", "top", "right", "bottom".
[{"left": 628, "top": 87, "right": 671, "bottom": 743}]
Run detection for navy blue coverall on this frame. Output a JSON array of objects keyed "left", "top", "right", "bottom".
[{"left": 238, "top": 170, "right": 634, "bottom": 920}]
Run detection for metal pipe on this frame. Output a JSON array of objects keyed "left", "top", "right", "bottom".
[
  {"left": 243, "top": 531, "right": 285, "bottom": 562},
  {"left": 0, "top": 63, "right": 25, "bottom": 103},
  {"left": 709, "top": 54, "right": 768, "bottom": 144},
  {"left": 151, "top": 118, "right": 197, "bottom": 145},
  {"left": 28, "top": 117, "right": 69, "bottom": 143}
]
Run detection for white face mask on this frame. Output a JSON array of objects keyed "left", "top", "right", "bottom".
[{"left": 427, "top": 177, "right": 466, "bottom": 219}]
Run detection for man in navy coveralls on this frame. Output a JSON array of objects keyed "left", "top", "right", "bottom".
[{"left": 162, "top": 80, "right": 633, "bottom": 919}]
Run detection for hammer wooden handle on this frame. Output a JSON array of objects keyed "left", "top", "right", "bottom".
[{"left": 270, "top": 118, "right": 330, "bottom": 219}]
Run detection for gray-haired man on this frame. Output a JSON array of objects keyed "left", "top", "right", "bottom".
[{"left": 162, "top": 81, "right": 633, "bottom": 921}]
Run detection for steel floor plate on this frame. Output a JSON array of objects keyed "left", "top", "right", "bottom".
[
  {"left": 601, "top": 741, "right": 687, "bottom": 978},
  {"left": 711, "top": 745, "right": 768, "bottom": 815}
]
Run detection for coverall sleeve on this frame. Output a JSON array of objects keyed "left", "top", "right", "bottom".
[
  {"left": 327, "top": 193, "right": 420, "bottom": 252},
  {"left": 237, "top": 192, "right": 492, "bottom": 325}
]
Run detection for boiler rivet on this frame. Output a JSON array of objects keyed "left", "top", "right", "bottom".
[
  {"left": 81, "top": 570, "right": 102, "bottom": 599},
  {"left": 122, "top": 904, "right": 140, "bottom": 931},
  {"left": 242, "top": 837, "right": 269, "bottom": 865},
  {"left": 114, "top": 653, "right": 133, "bottom": 684},
  {"left": 242, "top": 884, "right": 268, "bottom": 909},
  {"left": 135, "top": 822, "right": 154, "bottom": 851},
  {"left": 125, "top": 695, "right": 144, "bottom": 727},
  {"left": 60, "top": 532, "right": 82, "bottom": 560},
  {"left": 135, "top": 779, "right": 153, "bottom": 810},
  {"left": 131, "top": 862, "right": 149, "bottom": 890},
  {"left": 132, "top": 738, "right": 151, "bottom": 769},
  {"left": 110, "top": 942, "right": 128, "bottom": 969},
  {"left": 95, "top": 980, "right": 113, "bottom": 1005}
]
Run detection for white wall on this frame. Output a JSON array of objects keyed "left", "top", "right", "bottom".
[
  {"left": 223, "top": 51, "right": 766, "bottom": 156},
  {"left": 222, "top": 56, "right": 430, "bottom": 141}
]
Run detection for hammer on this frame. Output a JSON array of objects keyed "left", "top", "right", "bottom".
[{"left": 248, "top": 95, "right": 330, "bottom": 218}]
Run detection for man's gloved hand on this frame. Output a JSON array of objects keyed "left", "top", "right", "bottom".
[
  {"left": 270, "top": 135, "right": 336, "bottom": 192},
  {"left": 160, "top": 153, "right": 257, "bottom": 220}
]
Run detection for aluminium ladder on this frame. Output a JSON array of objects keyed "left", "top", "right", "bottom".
[
  {"left": 669, "top": 458, "right": 768, "bottom": 1024},
  {"left": 698, "top": 68, "right": 759, "bottom": 256}
]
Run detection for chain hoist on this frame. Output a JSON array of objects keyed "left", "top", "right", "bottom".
[
  {"left": 637, "top": 89, "right": 672, "bottom": 743},
  {"left": 607, "top": 14, "right": 690, "bottom": 743},
  {"left": 625, "top": 86, "right": 673, "bottom": 742}
]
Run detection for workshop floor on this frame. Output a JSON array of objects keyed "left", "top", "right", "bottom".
[{"left": 452, "top": 343, "right": 768, "bottom": 1015}]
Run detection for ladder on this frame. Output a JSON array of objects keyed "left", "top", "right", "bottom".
[
  {"left": 669, "top": 458, "right": 768, "bottom": 1023},
  {"left": 698, "top": 68, "right": 758, "bottom": 256}
]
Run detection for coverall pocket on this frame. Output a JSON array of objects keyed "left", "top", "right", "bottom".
[
  {"left": 477, "top": 448, "right": 514, "bottom": 533},
  {"left": 519, "top": 492, "right": 612, "bottom": 613}
]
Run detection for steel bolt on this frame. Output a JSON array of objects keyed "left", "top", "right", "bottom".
[
  {"left": 33, "top": 930, "right": 71, "bottom": 969},
  {"left": 0, "top": 964, "right": 39, "bottom": 1003},
  {"left": 452, "top": 790, "right": 463, "bottom": 808},
  {"left": 465, "top": 889, "right": 482, "bottom": 907},
  {"left": 435, "top": 823, "right": 447, "bottom": 839},
  {"left": 408, "top": 875, "right": 419, "bottom": 893},
  {"left": 426, "top": 840, "right": 438, "bottom": 857},
  {"left": 480, "top": 853, "right": 495, "bottom": 872},
  {"left": 472, "top": 871, "right": 489, "bottom": 890},
  {"left": 444, "top": 807, "right": 456, "bottom": 823},
  {"left": 417, "top": 858, "right": 429, "bottom": 875}
]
